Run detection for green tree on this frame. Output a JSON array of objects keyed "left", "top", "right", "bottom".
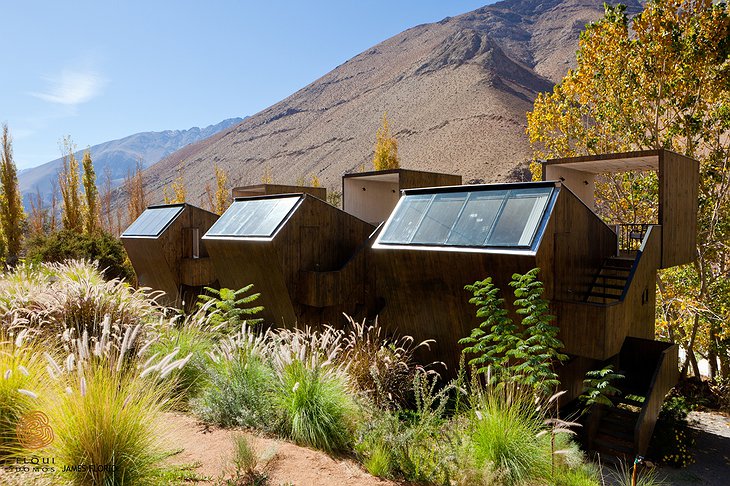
[
  {"left": 526, "top": 0, "right": 730, "bottom": 378},
  {"left": 58, "top": 136, "right": 83, "bottom": 233},
  {"left": 81, "top": 149, "right": 99, "bottom": 234},
  {"left": 373, "top": 112, "right": 399, "bottom": 171},
  {"left": 0, "top": 124, "right": 26, "bottom": 265}
]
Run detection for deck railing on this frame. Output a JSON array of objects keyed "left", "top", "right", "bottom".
[{"left": 615, "top": 223, "right": 652, "bottom": 253}]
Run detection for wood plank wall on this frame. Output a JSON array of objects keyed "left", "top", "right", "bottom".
[{"left": 659, "top": 151, "right": 699, "bottom": 268}]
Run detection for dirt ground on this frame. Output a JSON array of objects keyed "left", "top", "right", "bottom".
[
  {"left": 164, "top": 411, "right": 730, "bottom": 486},
  {"left": 653, "top": 411, "right": 730, "bottom": 486},
  {"left": 161, "top": 413, "right": 396, "bottom": 486}
]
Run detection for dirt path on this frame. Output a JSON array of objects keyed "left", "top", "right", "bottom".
[
  {"left": 655, "top": 411, "right": 730, "bottom": 486},
  {"left": 161, "top": 413, "right": 396, "bottom": 486}
]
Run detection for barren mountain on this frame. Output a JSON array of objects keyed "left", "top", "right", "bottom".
[
  {"left": 143, "top": 0, "right": 642, "bottom": 205},
  {"left": 20, "top": 118, "right": 243, "bottom": 208}
]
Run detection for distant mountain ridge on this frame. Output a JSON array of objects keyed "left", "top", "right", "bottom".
[
  {"left": 140, "top": 0, "right": 642, "bottom": 207},
  {"left": 19, "top": 117, "right": 244, "bottom": 206}
]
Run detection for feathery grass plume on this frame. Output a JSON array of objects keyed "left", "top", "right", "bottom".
[
  {"left": 147, "top": 307, "right": 217, "bottom": 405},
  {"left": 0, "top": 261, "right": 162, "bottom": 349},
  {"left": 338, "top": 314, "right": 439, "bottom": 409},
  {"left": 269, "top": 326, "right": 358, "bottom": 452},
  {"left": 43, "top": 361, "right": 173, "bottom": 485},
  {"left": 0, "top": 328, "right": 52, "bottom": 459},
  {"left": 194, "top": 324, "right": 276, "bottom": 428}
]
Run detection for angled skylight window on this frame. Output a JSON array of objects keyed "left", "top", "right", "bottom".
[
  {"left": 204, "top": 195, "right": 301, "bottom": 238},
  {"left": 376, "top": 184, "right": 555, "bottom": 251},
  {"left": 122, "top": 205, "right": 184, "bottom": 238}
]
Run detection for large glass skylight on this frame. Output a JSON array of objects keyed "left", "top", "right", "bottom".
[
  {"left": 122, "top": 205, "right": 184, "bottom": 238},
  {"left": 377, "top": 185, "right": 554, "bottom": 250},
  {"left": 204, "top": 195, "right": 301, "bottom": 238}
]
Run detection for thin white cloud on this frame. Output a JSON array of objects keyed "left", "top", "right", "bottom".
[{"left": 30, "top": 69, "right": 107, "bottom": 106}]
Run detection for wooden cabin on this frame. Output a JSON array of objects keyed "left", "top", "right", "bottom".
[
  {"left": 368, "top": 149, "right": 695, "bottom": 457},
  {"left": 202, "top": 194, "right": 375, "bottom": 326},
  {"left": 232, "top": 183, "right": 326, "bottom": 200},
  {"left": 121, "top": 203, "right": 219, "bottom": 307},
  {"left": 342, "top": 168, "right": 462, "bottom": 224}
]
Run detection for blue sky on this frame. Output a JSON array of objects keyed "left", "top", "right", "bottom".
[{"left": 3, "top": 1, "right": 492, "bottom": 170}]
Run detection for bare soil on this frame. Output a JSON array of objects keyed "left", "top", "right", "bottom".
[
  {"left": 165, "top": 410, "right": 730, "bottom": 486},
  {"left": 161, "top": 413, "right": 396, "bottom": 486}
]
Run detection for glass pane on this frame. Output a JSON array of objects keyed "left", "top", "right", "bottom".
[
  {"left": 205, "top": 196, "right": 301, "bottom": 237},
  {"left": 487, "top": 188, "right": 551, "bottom": 247},
  {"left": 447, "top": 191, "right": 506, "bottom": 245},
  {"left": 379, "top": 194, "right": 432, "bottom": 243},
  {"left": 122, "top": 206, "right": 183, "bottom": 237},
  {"left": 412, "top": 193, "right": 467, "bottom": 244}
]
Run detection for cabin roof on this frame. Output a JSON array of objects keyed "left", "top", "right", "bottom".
[
  {"left": 121, "top": 204, "right": 185, "bottom": 238},
  {"left": 203, "top": 194, "right": 302, "bottom": 240},
  {"left": 372, "top": 181, "right": 557, "bottom": 254},
  {"left": 542, "top": 150, "right": 660, "bottom": 173}
]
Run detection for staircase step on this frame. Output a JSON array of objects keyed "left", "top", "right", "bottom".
[
  {"left": 602, "top": 265, "right": 632, "bottom": 272},
  {"left": 594, "top": 433, "right": 634, "bottom": 454},
  {"left": 588, "top": 292, "right": 622, "bottom": 300},
  {"left": 592, "top": 283, "right": 626, "bottom": 290}
]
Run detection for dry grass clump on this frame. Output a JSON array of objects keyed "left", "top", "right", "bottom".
[
  {"left": 39, "top": 314, "right": 189, "bottom": 485},
  {"left": 0, "top": 260, "right": 162, "bottom": 342},
  {"left": 338, "top": 315, "right": 438, "bottom": 408}
]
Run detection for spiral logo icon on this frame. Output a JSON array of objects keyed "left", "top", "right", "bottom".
[{"left": 16, "top": 411, "right": 54, "bottom": 449}]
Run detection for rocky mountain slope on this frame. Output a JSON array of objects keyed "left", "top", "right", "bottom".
[
  {"left": 19, "top": 117, "right": 243, "bottom": 206},
  {"left": 143, "top": 0, "right": 642, "bottom": 206}
]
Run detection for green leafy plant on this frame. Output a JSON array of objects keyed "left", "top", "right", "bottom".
[
  {"left": 579, "top": 365, "right": 625, "bottom": 412},
  {"left": 198, "top": 285, "right": 264, "bottom": 331},
  {"left": 459, "top": 277, "right": 519, "bottom": 378},
  {"left": 355, "top": 370, "right": 454, "bottom": 483},
  {"left": 461, "top": 268, "right": 567, "bottom": 395}
]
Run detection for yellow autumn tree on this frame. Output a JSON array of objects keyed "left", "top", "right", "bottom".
[
  {"left": 81, "top": 149, "right": 100, "bottom": 234},
  {"left": 204, "top": 164, "right": 230, "bottom": 214},
  {"left": 373, "top": 112, "right": 399, "bottom": 171},
  {"left": 58, "top": 136, "right": 83, "bottom": 233},
  {"left": 125, "top": 160, "right": 146, "bottom": 224},
  {"left": 526, "top": 0, "right": 730, "bottom": 378},
  {"left": 0, "top": 124, "right": 26, "bottom": 264},
  {"left": 163, "top": 166, "right": 186, "bottom": 204}
]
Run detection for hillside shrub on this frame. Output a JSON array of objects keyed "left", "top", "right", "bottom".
[{"left": 24, "top": 230, "right": 135, "bottom": 282}]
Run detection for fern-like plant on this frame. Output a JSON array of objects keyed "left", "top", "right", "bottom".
[
  {"left": 198, "top": 285, "right": 264, "bottom": 331},
  {"left": 579, "top": 365, "right": 625, "bottom": 413},
  {"left": 461, "top": 269, "right": 567, "bottom": 395},
  {"left": 459, "top": 277, "right": 520, "bottom": 380},
  {"left": 510, "top": 268, "right": 567, "bottom": 393}
]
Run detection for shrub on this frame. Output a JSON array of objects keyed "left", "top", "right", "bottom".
[
  {"left": 355, "top": 370, "right": 454, "bottom": 483},
  {"left": 24, "top": 230, "right": 135, "bottom": 282},
  {"left": 272, "top": 357, "right": 356, "bottom": 452},
  {"left": 339, "top": 315, "right": 436, "bottom": 409},
  {"left": 195, "top": 352, "right": 276, "bottom": 429},
  {"left": 193, "top": 323, "right": 276, "bottom": 428},
  {"left": 464, "top": 384, "right": 550, "bottom": 485}
]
